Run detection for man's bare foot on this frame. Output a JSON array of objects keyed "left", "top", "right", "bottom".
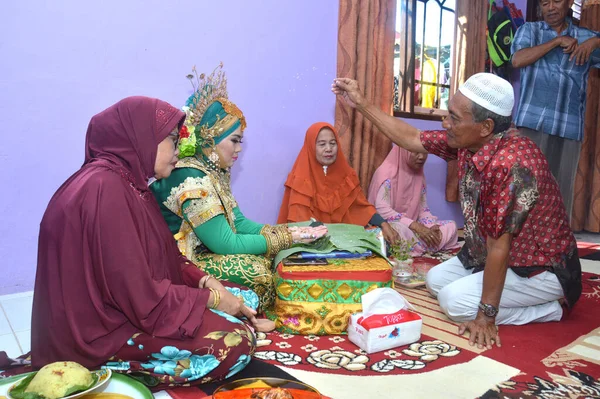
[{"left": 253, "top": 318, "right": 276, "bottom": 333}]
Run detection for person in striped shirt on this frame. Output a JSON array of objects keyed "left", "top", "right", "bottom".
[{"left": 511, "top": 0, "right": 600, "bottom": 219}]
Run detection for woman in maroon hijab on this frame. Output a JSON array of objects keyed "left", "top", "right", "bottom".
[{"left": 31, "top": 96, "right": 257, "bottom": 387}]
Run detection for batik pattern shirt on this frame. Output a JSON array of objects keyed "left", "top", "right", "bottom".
[{"left": 420, "top": 129, "right": 581, "bottom": 305}]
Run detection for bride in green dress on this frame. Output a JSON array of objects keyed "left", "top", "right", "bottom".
[{"left": 151, "top": 65, "right": 326, "bottom": 309}]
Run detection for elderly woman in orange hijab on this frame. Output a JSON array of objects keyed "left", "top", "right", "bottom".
[{"left": 278, "top": 122, "right": 399, "bottom": 244}]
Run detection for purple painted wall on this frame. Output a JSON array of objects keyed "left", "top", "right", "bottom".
[{"left": 0, "top": 0, "right": 338, "bottom": 295}]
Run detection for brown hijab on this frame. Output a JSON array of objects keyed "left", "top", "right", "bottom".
[
  {"left": 32, "top": 97, "right": 210, "bottom": 368},
  {"left": 277, "top": 122, "right": 376, "bottom": 225}
]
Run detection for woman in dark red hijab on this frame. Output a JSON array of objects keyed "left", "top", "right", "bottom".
[{"left": 32, "top": 97, "right": 257, "bottom": 387}]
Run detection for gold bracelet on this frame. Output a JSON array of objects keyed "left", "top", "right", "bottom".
[
  {"left": 280, "top": 227, "right": 293, "bottom": 248},
  {"left": 215, "top": 289, "right": 221, "bottom": 308},
  {"left": 262, "top": 225, "right": 294, "bottom": 258},
  {"left": 262, "top": 231, "right": 274, "bottom": 258},
  {"left": 260, "top": 224, "right": 273, "bottom": 235},
  {"left": 209, "top": 288, "right": 220, "bottom": 309},
  {"left": 276, "top": 228, "right": 287, "bottom": 254},
  {"left": 262, "top": 227, "right": 279, "bottom": 258},
  {"left": 275, "top": 226, "right": 293, "bottom": 250}
]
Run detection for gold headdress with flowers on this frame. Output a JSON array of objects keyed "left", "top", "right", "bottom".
[{"left": 178, "top": 63, "right": 246, "bottom": 164}]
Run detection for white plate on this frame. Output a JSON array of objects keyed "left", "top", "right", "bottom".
[
  {"left": 84, "top": 373, "right": 153, "bottom": 399},
  {"left": 1, "top": 370, "right": 153, "bottom": 399},
  {"left": 2, "top": 369, "right": 111, "bottom": 399}
]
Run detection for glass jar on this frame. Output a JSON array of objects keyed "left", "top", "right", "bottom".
[{"left": 391, "top": 258, "right": 413, "bottom": 284}]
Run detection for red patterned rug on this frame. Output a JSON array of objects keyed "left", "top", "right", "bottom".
[
  {"left": 3, "top": 245, "right": 599, "bottom": 398},
  {"left": 250, "top": 246, "right": 600, "bottom": 399}
]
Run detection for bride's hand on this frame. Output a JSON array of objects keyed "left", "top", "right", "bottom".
[{"left": 288, "top": 225, "right": 328, "bottom": 244}]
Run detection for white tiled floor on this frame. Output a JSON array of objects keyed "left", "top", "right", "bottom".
[
  {"left": 0, "top": 291, "right": 33, "bottom": 359},
  {"left": 0, "top": 290, "right": 170, "bottom": 398}
]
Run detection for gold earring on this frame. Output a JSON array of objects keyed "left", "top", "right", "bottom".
[{"left": 209, "top": 150, "right": 220, "bottom": 167}]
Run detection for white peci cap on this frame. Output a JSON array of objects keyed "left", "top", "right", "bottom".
[{"left": 458, "top": 73, "right": 514, "bottom": 117}]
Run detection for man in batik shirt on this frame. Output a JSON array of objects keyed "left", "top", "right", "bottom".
[{"left": 332, "top": 73, "right": 581, "bottom": 350}]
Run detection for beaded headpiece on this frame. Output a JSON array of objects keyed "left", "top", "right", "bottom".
[{"left": 178, "top": 63, "right": 247, "bottom": 160}]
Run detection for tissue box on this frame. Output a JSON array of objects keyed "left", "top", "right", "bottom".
[{"left": 348, "top": 308, "right": 422, "bottom": 354}]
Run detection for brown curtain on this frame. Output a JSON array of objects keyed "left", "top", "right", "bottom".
[
  {"left": 572, "top": 0, "right": 600, "bottom": 232},
  {"left": 335, "top": 0, "right": 396, "bottom": 193},
  {"left": 445, "top": 0, "right": 489, "bottom": 201}
]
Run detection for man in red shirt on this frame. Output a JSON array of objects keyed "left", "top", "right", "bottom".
[{"left": 332, "top": 73, "right": 581, "bottom": 350}]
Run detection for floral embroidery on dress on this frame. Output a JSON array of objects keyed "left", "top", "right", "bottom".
[
  {"left": 382, "top": 180, "right": 392, "bottom": 202},
  {"left": 204, "top": 328, "right": 254, "bottom": 349},
  {"left": 386, "top": 214, "right": 404, "bottom": 222},
  {"left": 151, "top": 346, "right": 192, "bottom": 361},
  {"left": 175, "top": 157, "right": 238, "bottom": 226},
  {"left": 104, "top": 306, "right": 256, "bottom": 387},
  {"left": 225, "top": 286, "right": 260, "bottom": 310},
  {"left": 195, "top": 252, "right": 275, "bottom": 309},
  {"left": 417, "top": 184, "right": 438, "bottom": 226},
  {"left": 163, "top": 164, "right": 239, "bottom": 258},
  {"left": 163, "top": 176, "right": 224, "bottom": 227},
  {"left": 141, "top": 359, "right": 177, "bottom": 376},
  {"left": 178, "top": 354, "right": 221, "bottom": 381},
  {"left": 183, "top": 198, "right": 225, "bottom": 229},
  {"left": 381, "top": 180, "right": 404, "bottom": 222},
  {"left": 139, "top": 346, "right": 196, "bottom": 376}
]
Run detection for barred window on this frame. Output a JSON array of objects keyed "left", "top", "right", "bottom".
[
  {"left": 394, "top": 0, "right": 457, "bottom": 120},
  {"left": 571, "top": 0, "right": 582, "bottom": 21}
]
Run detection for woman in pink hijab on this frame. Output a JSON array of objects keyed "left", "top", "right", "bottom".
[
  {"left": 32, "top": 97, "right": 260, "bottom": 388},
  {"left": 368, "top": 146, "right": 458, "bottom": 256}
]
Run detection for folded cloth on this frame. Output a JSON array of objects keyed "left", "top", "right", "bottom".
[
  {"left": 0, "top": 351, "right": 31, "bottom": 379},
  {"left": 0, "top": 351, "right": 9, "bottom": 368},
  {"left": 0, "top": 351, "right": 30, "bottom": 369}
]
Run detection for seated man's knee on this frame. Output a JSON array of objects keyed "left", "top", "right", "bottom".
[
  {"left": 437, "top": 286, "right": 477, "bottom": 323},
  {"left": 425, "top": 265, "right": 447, "bottom": 297}
]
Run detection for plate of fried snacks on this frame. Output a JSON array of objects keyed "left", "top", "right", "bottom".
[{"left": 211, "top": 377, "right": 322, "bottom": 399}]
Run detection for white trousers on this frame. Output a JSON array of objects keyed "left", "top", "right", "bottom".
[{"left": 425, "top": 256, "right": 564, "bottom": 325}]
